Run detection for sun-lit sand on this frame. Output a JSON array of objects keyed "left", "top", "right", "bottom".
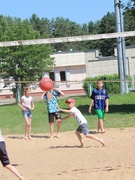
[{"left": 0, "top": 127, "right": 135, "bottom": 180}]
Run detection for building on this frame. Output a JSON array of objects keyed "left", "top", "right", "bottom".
[
  {"left": 0, "top": 46, "right": 135, "bottom": 98},
  {"left": 45, "top": 45, "right": 135, "bottom": 90}
]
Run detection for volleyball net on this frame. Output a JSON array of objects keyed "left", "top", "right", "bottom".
[{"left": 0, "top": 31, "right": 135, "bottom": 99}]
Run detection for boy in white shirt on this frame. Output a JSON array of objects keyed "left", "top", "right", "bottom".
[{"left": 58, "top": 98, "right": 105, "bottom": 147}]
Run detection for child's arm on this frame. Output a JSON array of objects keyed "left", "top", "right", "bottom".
[
  {"left": 58, "top": 107, "right": 71, "bottom": 113},
  {"left": 105, "top": 99, "right": 109, "bottom": 112},
  {"left": 62, "top": 114, "right": 72, "bottom": 121},
  {"left": 31, "top": 100, "right": 35, "bottom": 110},
  {"left": 88, "top": 99, "right": 94, "bottom": 113},
  {"left": 18, "top": 99, "right": 26, "bottom": 111},
  {"left": 53, "top": 88, "right": 65, "bottom": 96},
  {"left": 40, "top": 92, "right": 46, "bottom": 100},
  {"left": 57, "top": 106, "right": 73, "bottom": 121}
]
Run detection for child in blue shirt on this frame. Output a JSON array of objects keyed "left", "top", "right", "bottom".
[
  {"left": 41, "top": 88, "right": 64, "bottom": 138},
  {"left": 88, "top": 79, "right": 109, "bottom": 133}
]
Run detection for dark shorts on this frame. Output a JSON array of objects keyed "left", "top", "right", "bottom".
[
  {"left": 0, "top": 141, "right": 10, "bottom": 167},
  {"left": 76, "top": 123, "right": 89, "bottom": 135},
  {"left": 48, "top": 112, "right": 61, "bottom": 123}
]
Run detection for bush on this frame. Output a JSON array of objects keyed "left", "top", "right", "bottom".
[{"left": 83, "top": 74, "right": 131, "bottom": 96}]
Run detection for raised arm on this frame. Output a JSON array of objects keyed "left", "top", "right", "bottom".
[
  {"left": 40, "top": 92, "right": 46, "bottom": 100},
  {"left": 53, "top": 88, "right": 65, "bottom": 96}
]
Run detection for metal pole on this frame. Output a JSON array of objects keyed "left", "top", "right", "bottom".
[
  {"left": 119, "top": 0, "right": 128, "bottom": 93},
  {"left": 16, "top": 78, "right": 21, "bottom": 104},
  {"left": 114, "top": 0, "right": 125, "bottom": 94}
]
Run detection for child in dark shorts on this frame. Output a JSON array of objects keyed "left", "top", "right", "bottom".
[
  {"left": 0, "top": 130, "right": 24, "bottom": 180},
  {"left": 40, "top": 88, "right": 64, "bottom": 138}
]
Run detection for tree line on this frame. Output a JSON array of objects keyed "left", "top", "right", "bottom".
[{"left": 0, "top": 0, "right": 135, "bottom": 86}]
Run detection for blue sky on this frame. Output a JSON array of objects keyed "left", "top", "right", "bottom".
[{"left": 0, "top": 0, "right": 128, "bottom": 25}]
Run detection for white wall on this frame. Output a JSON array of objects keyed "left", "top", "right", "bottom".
[{"left": 51, "top": 51, "right": 85, "bottom": 66}]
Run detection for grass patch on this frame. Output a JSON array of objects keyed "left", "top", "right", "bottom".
[{"left": 0, "top": 93, "right": 135, "bottom": 135}]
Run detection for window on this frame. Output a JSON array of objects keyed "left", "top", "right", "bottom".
[
  {"left": 49, "top": 72, "right": 55, "bottom": 81},
  {"left": 60, "top": 71, "right": 66, "bottom": 81}
]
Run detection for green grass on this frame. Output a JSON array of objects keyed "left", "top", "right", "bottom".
[{"left": 0, "top": 93, "right": 135, "bottom": 135}]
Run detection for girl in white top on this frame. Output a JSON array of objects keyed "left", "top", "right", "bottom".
[
  {"left": 18, "top": 88, "right": 34, "bottom": 140},
  {"left": 58, "top": 98, "right": 105, "bottom": 147}
]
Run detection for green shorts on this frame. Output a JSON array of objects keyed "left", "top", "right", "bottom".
[{"left": 95, "top": 109, "right": 104, "bottom": 120}]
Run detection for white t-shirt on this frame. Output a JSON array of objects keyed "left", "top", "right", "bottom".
[
  {"left": 70, "top": 106, "right": 87, "bottom": 125},
  {"left": 21, "top": 95, "right": 33, "bottom": 109},
  {"left": 0, "top": 129, "right": 4, "bottom": 142}
]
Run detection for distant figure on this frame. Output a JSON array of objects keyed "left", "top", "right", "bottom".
[
  {"left": 40, "top": 88, "right": 64, "bottom": 138},
  {"left": 18, "top": 87, "right": 34, "bottom": 140},
  {"left": 58, "top": 98, "right": 105, "bottom": 147},
  {"left": 0, "top": 130, "right": 24, "bottom": 180},
  {"left": 88, "top": 79, "right": 109, "bottom": 133}
]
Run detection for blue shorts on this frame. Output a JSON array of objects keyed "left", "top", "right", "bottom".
[
  {"left": 22, "top": 109, "right": 32, "bottom": 118},
  {"left": 76, "top": 123, "right": 89, "bottom": 135},
  {"left": 0, "top": 141, "right": 10, "bottom": 167}
]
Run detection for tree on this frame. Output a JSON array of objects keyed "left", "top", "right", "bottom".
[
  {"left": 123, "top": 0, "right": 135, "bottom": 45},
  {"left": 50, "top": 17, "right": 83, "bottom": 51},
  {"left": 83, "top": 21, "right": 100, "bottom": 51},
  {"left": 97, "top": 12, "right": 116, "bottom": 56},
  {"left": 29, "top": 14, "right": 52, "bottom": 38},
  {"left": 0, "top": 16, "right": 54, "bottom": 92}
]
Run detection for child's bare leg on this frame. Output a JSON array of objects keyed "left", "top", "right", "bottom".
[
  {"left": 86, "top": 134, "right": 105, "bottom": 146},
  {"left": 99, "top": 119, "right": 105, "bottom": 133},
  {"left": 56, "top": 120, "right": 61, "bottom": 137},
  {"left": 24, "top": 116, "right": 29, "bottom": 139},
  {"left": 50, "top": 123, "right": 54, "bottom": 138},
  {"left": 75, "top": 131, "right": 84, "bottom": 147},
  {"left": 28, "top": 118, "right": 32, "bottom": 139},
  {"left": 98, "top": 120, "right": 101, "bottom": 132},
  {"left": 5, "top": 164, "right": 24, "bottom": 180}
]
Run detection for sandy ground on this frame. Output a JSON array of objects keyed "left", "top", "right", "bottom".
[{"left": 0, "top": 127, "right": 135, "bottom": 180}]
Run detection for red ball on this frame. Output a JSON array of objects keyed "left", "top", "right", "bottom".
[{"left": 39, "top": 77, "right": 53, "bottom": 91}]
